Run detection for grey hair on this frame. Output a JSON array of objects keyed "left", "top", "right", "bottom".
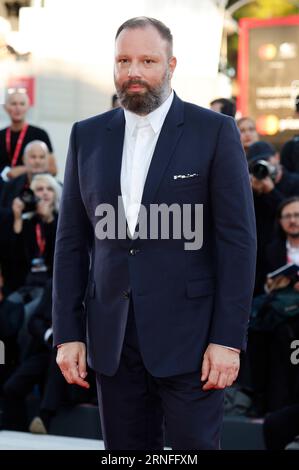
[{"left": 30, "top": 174, "right": 62, "bottom": 212}]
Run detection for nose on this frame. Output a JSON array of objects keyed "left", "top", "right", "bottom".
[{"left": 128, "top": 61, "right": 142, "bottom": 78}]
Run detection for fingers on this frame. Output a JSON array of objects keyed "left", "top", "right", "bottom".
[
  {"left": 201, "top": 354, "right": 210, "bottom": 382},
  {"left": 56, "top": 342, "right": 90, "bottom": 389},
  {"left": 202, "top": 369, "right": 219, "bottom": 391},
  {"left": 78, "top": 347, "right": 87, "bottom": 380},
  {"left": 202, "top": 370, "right": 238, "bottom": 391},
  {"left": 226, "top": 372, "right": 237, "bottom": 388},
  {"left": 201, "top": 344, "right": 240, "bottom": 391},
  {"left": 63, "top": 365, "right": 89, "bottom": 389}
]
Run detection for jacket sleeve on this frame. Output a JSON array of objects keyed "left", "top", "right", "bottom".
[
  {"left": 208, "top": 117, "right": 257, "bottom": 351},
  {"left": 52, "top": 123, "right": 93, "bottom": 347}
]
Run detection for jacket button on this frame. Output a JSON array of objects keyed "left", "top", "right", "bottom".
[
  {"left": 122, "top": 290, "right": 130, "bottom": 299},
  {"left": 129, "top": 248, "right": 140, "bottom": 256}
]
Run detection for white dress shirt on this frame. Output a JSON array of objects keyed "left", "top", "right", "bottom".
[
  {"left": 121, "top": 90, "right": 174, "bottom": 236},
  {"left": 286, "top": 240, "right": 299, "bottom": 265}
]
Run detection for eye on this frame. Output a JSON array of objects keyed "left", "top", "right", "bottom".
[
  {"left": 118, "top": 58, "right": 129, "bottom": 64},
  {"left": 144, "top": 59, "right": 154, "bottom": 64}
]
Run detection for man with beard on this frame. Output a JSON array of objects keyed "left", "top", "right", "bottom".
[
  {"left": 52, "top": 17, "right": 256, "bottom": 450},
  {"left": 247, "top": 197, "right": 299, "bottom": 414},
  {"left": 264, "top": 197, "right": 299, "bottom": 288}
]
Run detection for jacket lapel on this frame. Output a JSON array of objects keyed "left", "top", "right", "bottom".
[
  {"left": 140, "top": 93, "right": 184, "bottom": 208},
  {"left": 101, "top": 95, "right": 184, "bottom": 241},
  {"left": 103, "top": 108, "right": 125, "bottom": 204}
]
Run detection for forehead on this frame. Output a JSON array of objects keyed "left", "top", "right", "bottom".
[
  {"left": 26, "top": 145, "right": 46, "bottom": 156},
  {"left": 35, "top": 180, "right": 51, "bottom": 187},
  {"left": 282, "top": 201, "right": 299, "bottom": 213},
  {"left": 239, "top": 119, "right": 255, "bottom": 130},
  {"left": 115, "top": 26, "right": 168, "bottom": 57},
  {"left": 6, "top": 93, "right": 29, "bottom": 104}
]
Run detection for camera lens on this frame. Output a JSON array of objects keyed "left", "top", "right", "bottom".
[{"left": 252, "top": 162, "right": 269, "bottom": 180}]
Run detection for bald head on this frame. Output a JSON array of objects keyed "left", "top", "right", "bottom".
[
  {"left": 5, "top": 91, "right": 29, "bottom": 106},
  {"left": 23, "top": 140, "right": 49, "bottom": 174}
]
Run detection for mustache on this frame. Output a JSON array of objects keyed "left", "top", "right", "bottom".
[{"left": 121, "top": 79, "right": 150, "bottom": 91}]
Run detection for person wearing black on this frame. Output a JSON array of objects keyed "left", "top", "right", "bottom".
[
  {"left": 7, "top": 173, "right": 60, "bottom": 302},
  {"left": 248, "top": 141, "right": 299, "bottom": 294},
  {"left": 2, "top": 279, "right": 96, "bottom": 433},
  {"left": 280, "top": 94, "right": 299, "bottom": 174},
  {"left": 0, "top": 90, "right": 57, "bottom": 181},
  {"left": 247, "top": 197, "right": 299, "bottom": 414},
  {"left": 0, "top": 268, "right": 24, "bottom": 392},
  {"left": 0, "top": 142, "right": 52, "bottom": 293},
  {"left": 263, "top": 403, "right": 299, "bottom": 449}
]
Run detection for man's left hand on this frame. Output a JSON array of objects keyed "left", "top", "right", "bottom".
[{"left": 201, "top": 344, "right": 240, "bottom": 391}]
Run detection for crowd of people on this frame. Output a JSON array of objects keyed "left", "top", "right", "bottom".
[
  {"left": 210, "top": 96, "right": 299, "bottom": 448},
  {"left": 0, "top": 90, "right": 97, "bottom": 434},
  {"left": 0, "top": 89, "right": 299, "bottom": 448}
]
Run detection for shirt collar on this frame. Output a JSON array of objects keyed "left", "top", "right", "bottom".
[
  {"left": 287, "top": 240, "right": 299, "bottom": 251},
  {"left": 124, "top": 90, "right": 174, "bottom": 136}
]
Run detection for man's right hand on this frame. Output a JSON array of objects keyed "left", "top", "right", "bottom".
[
  {"left": 56, "top": 341, "right": 90, "bottom": 389},
  {"left": 7, "top": 165, "right": 28, "bottom": 179}
]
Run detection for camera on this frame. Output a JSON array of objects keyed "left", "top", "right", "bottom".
[
  {"left": 249, "top": 159, "right": 278, "bottom": 181},
  {"left": 19, "top": 188, "right": 40, "bottom": 213}
]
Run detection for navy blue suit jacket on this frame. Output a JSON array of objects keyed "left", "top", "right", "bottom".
[{"left": 52, "top": 94, "right": 257, "bottom": 377}]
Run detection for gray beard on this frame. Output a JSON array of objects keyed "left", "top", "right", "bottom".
[{"left": 115, "top": 72, "right": 170, "bottom": 115}]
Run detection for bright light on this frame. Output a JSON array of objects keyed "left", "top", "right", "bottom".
[
  {"left": 19, "top": 0, "right": 224, "bottom": 97},
  {"left": 0, "top": 16, "right": 11, "bottom": 38}
]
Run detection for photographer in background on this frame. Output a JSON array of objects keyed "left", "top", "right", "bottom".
[
  {"left": 5, "top": 174, "right": 61, "bottom": 357},
  {"left": 247, "top": 197, "right": 299, "bottom": 415},
  {"left": 8, "top": 173, "right": 60, "bottom": 296},
  {"left": 248, "top": 141, "right": 299, "bottom": 294},
  {"left": 0, "top": 141, "right": 51, "bottom": 294}
]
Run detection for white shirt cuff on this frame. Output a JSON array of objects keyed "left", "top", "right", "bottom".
[
  {"left": 211, "top": 343, "right": 240, "bottom": 353},
  {"left": 1, "top": 166, "right": 11, "bottom": 182},
  {"left": 44, "top": 327, "right": 53, "bottom": 343}
]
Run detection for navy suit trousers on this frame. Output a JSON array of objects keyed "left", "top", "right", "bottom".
[{"left": 96, "top": 298, "right": 224, "bottom": 450}]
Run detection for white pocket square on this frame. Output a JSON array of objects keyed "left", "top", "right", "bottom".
[{"left": 173, "top": 173, "right": 199, "bottom": 180}]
